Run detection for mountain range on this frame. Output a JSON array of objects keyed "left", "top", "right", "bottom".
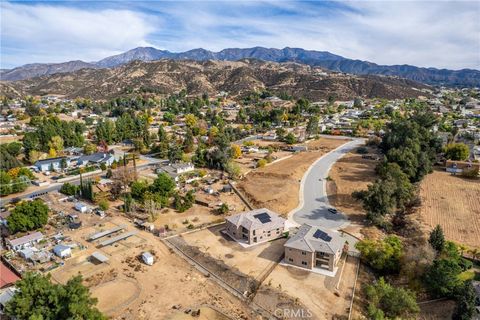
[
  {"left": 0, "top": 59, "right": 431, "bottom": 101},
  {"left": 1, "top": 47, "right": 479, "bottom": 87}
]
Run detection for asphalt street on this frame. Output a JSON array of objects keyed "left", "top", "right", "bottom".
[{"left": 291, "top": 139, "right": 365, "bottom": 230}]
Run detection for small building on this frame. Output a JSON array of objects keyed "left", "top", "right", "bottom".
[
  {"left": 77, "top": 152, "right": 114, "bottom": 167},
  {"left": 0, "top": 287, "right": 18, "bottom": 315},
  {"left": 6, "top": 232, "right": 44, "bottom": 251},
  {"left": 53, "top": 244, "right": 71, "bottom": 258},
  {"left": 284, "top": 224, "right": 346, "bottom": 272},
  {"left": 90, "top": 251, "right": 109, "bottom": 264},
  {"left": 156, "top": 162, "right": 194, "bottom": 182},
  {"left": 34, "top": 157, "right": 71, "bottom": 172},
  {"left": 224, "top": 208, "right": 286, "bottom": 245},
  {"left": 0, "top": 261, "right": 20, "bottom": 289},
  {"left": 74, "top": 202, "right": 88, "bottom": 213},
  {"left": 141, "top": 252, "right": 154, "bottom": 266}
]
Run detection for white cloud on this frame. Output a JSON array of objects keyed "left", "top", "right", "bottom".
[
  {"left": 0, "top": 2, "right": 157, "bottom": 67},
  {"left": 1, "top": 1, "right": 478, "bottom": 70}
]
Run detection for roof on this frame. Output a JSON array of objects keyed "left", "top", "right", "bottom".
[
  {"left": 77, "top": 152, "right": 113, "bottom": 163},
  {"left": 285, "top": 224, "right": 345, "bottom": 254},
  {"left": 91, "top": 251, "right": 109, "bottom": 263},
  {"left": 7, "top": 232, "right": 44, "bottom": 247},
  {"left": 35, "top": 156, "right": 68, "bottom": 165},
  {"left": 142, "top": 252, "right": 154, "bottom": 260},
  {"left": 53, "top": 244, "right": 71, "bottom": 253},
  {"left": 0, "top": 262, "right": 20, "bottom": 288},
  {"left": 225, "top": 208, "right": 286, "bottom": 231},
  {"left": 0, "top": 287, "right": 18, "bottom": 306}
]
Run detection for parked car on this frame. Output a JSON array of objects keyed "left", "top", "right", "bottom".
[{"left": 328, "top": 208, "right": 338, "bottom": 214}]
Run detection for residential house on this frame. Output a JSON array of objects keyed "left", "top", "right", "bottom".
[
  {"left": 6, "top": 232, "right": 44, "bottom": 251},
  {"left": 156, "top": 162, "right": 194, "bottom": 182},
  {"left": 34, "top": 157, "right": 71, "bottom": 172},
  {"left": 77, "top": 152, "right": 114, "bottom": 167},
  {"left": 224, "top": 208, "right": 286, "bottom": 245},
  {"left": 284, "top": 224, "right": 346, "bottom": 272}
]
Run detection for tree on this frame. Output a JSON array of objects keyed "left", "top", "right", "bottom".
[
  {"left": 150, "top": 173, "right": 175, "bottom": 197},
  {"left": 257, "top": 159, "right": 268, "bottom": 168},
  {"left": 185, "top": 113, "right": 198, "bottom": 128},
  {"left": 5, "top": 272, "right": 105, "bottom": 320},
  {"left": 130, "top": 180, "right": 150, "bottom": 202},
  {"left": 0, "top": 170, "right": 12, "bottom": 195},
  {"left": 429, "top": 225, "right": 446, "bottom": 252},
  {"left": 306, "top": 116, "right": 319, "bottom": 137},
  {"left": 7, "top": 199, "right": 49, "bottom": 234},
  {"left": 224, "top": 161, "right": 241, "bottom": 179},
  {"left": 452, "top": 281, "right": 476, "bottom": 320},
  {"left": 356, "top": 236, "right": 404, "bottom": 273},
  {"left": 60, "top": 183, "right": 79, "bottom": 196},
  {"left": 423, "top": 259, "right": 462, "bottom": 298},
  {"left": 284, "top": 132, "right": 297, "bottom": 145},
  {"left": 98, "top": 199, "right": 109, "bottom": 211},
  {"left": 83, "top": 143, "right": 98, "bottom": 155},
  {"left": 183, "top": 129, "right": 195, "bottom": 153},
  {"left": 231, "top": 144, "right": 242, "bottom": 159},
  {"left": 365, "top": 277, "right": 419, "bottom": 319},
  {"left": 444, "top": 143, "right": 470, "bottom": 161},
  {"left": 48, "top": 135, "right": 64, "bottom": 153}
]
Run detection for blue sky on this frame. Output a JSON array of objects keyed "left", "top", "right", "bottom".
[{"left": 1, "top": 0, "right": 479, "bottom": 70}]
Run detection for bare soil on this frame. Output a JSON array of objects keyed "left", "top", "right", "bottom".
[
  {"left": 237, "top": 138, "right": 347, "bottom": 215},
  {"left": 416, "top": 170, "right": 480, "bottom": 248}
]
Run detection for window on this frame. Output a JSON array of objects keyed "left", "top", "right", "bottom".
[
  {"left": 288, "top": 258, "right": 293, "bottom": 262},
  {"left": 301, "top": 261, "right": 307, "bottom": 266},
  {"left": 253, "top": 230, "right": 256, "bottom": 235},
  {"left": 301, "top": 251, "right": 306, "bottom": 255}
]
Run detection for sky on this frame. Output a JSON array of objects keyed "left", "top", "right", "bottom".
[{"left": 1, "top": 0, "right": 479, "bottom": 70}]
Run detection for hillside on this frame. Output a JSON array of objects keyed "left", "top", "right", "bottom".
[
  {"left": 2, "top": 47, "right": 479, "bottom": 87},
  {"left": 0, "top": 59, "right": 430, "bottom": 100}
]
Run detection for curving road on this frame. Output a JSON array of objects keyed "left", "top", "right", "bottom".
[{"left": 290, "top": 138, "right": 365, "bottom": 230}]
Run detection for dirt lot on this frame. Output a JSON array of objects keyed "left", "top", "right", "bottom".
[
  {"left": 254, "top": 255, "right": 359, "bottom": 319},
  {"left": 237, "top": 138, "right": 348, "bottom": 215},
  {"left": 181, "top": 225, "right": 286, "bottom": 281},
  {"left": 417, "top": 170, "right": 480, "bottom": 248},
  {"left": 49, "top": 216, "right": 252, "bottom": 320},
  {"left": 326, "top": 147, "right": 379, "bottom": 238}
]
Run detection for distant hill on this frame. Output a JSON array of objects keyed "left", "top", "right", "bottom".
[
  {"left": 1, "top": 46, "right": 478, "bottom": 87},
  {"left": 1, "top": 60, "right": 96, "bottom": 82},
  {"left": 1, "top": 59, "right": 431, "bottom": 101}
]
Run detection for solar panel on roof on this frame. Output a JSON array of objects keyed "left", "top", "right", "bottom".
[
  {"left": 253, "top": 212, "right": 271, "bottom": 224},
  {"left": 313, "top": 229, "right": 332, "bottom": 242}
]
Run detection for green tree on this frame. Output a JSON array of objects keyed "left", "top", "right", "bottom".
[
  {"left": 7, "top": 199, "right": 49, "bottom": 234},
  {"left": 98, "top": 199, "right": 109, "bottom": 211},
  {"left": 423, "top": 259, "right": 462, "bottom": 298},
  {"left": 365, "top": 277, "right": 419, "bottom": 319},
  {"left": 284, "top": 132, "right": 297, "bottom": 145},
  {"left": 0, "top": 170, "right": 12, "bottom": 195},
  {"left": 60, "top": 183, "right": 80, "bottom": 196},
  {"left": 356, "top": 236, "right": 404, "bottom": 273},
  {"left": 306, "top": 116, "right": 319, "bottom": 137},
  {"left": 444, "top": 143, "right": 470, "bottom": 161},
  {"left": 5, "top": 272, "right": 105, "bottom": 320},
  {"left": 429, "top": 225, "right": 446, "bottom": 252},
  {"left": 452, "top": 281, "right": 476, "bottom": 320},
  {"left": 150, "top": 173, "right": 175, "bottom": 197},
  {"left": 130, "top": 180, "right": 150, "bottom": 202}
]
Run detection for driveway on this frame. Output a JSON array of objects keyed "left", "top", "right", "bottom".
[{"left": 289, "top": 138, "right": 365, "bottom": 230}]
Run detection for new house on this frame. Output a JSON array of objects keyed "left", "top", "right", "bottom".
[
  {"left": 34, "top": 157, "right": 71, "bottom": 172},
  {"left": 224, "top": 208, "right": 286, "bottom": 245},
  {"left": 284, "top": 224, "right": 346, "bottom": 272}
]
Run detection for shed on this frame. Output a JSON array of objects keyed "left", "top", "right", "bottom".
[
  {"left": 53, "top": 244, "right": 71, "bottom": 258},
  {"left": 90, "top": 251, "right": 109, "bottom": 264},
  {"left": 74, "top": 202, "right": 88, "bottom": 213},
  {"left": 141, "top": 252, "right": 154, "bottom": 266}
]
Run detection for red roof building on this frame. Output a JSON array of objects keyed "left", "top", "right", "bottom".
[{"left": 0, "top": 261, "right": 20, "bottom": 288}]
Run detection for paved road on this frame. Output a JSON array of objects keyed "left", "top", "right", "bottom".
[
  {"left": 290, "top": 138, "right": 365, "bottom": 230},
  {"left": 0, "top": 156, "right": 162, "bottom": 206}
]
